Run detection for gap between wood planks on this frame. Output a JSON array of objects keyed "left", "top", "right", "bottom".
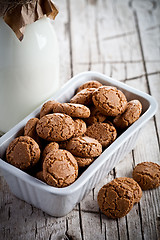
[
  {"left": 132, "top": 150, "right": 145, "bottom": 240},
  {"left": 78, "top": 204, "right": 84, "bottom": 240}
]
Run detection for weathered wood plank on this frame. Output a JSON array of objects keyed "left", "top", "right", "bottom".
[
  {"left": 69, "top": 0, "right": 144, "bottom": 78},
  {"left": 148, "top": 73, "right": 160, "bottom": 143},
  {"left": 65, "top": 210, "right": 82, "bottom": 240},
  {"left": 131, "top": 0, "right": 160, "bottom": 74},
  {"left": 96, "top": 0, "right": 142, "bottom": 63},
  {"left": 69, "top": 0, "right": 90, "bottom": 76},
  {"left": 80, "top": 211, "right": 105, "bottom": 240},
  {"left": 54, "top": 0, "right": 72, "bottom": 84},
  {"left": 0, "top": 176, "right": 69, "bottom": 240}
]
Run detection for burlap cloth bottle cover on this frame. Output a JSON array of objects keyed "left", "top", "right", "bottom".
[{"left": 0, "top": 0, "right": 58, "bottom": 40}]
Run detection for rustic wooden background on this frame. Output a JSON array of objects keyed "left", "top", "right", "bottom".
[{"left": 0, "top": 0, "right": 160, "bottom": 239}]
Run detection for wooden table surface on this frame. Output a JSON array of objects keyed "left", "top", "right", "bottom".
[{"left": 0, "top": 0, "right": 160, "bottom": 239}]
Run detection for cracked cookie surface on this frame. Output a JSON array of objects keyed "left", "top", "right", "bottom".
[
  {"left": 24, "top": 118, "right": 42, "bottom": 148},
  {"left": 43, "top": 149, "right": 78, "bottom": 187},
  {"left": 77, "top": 80, "right": 102, "bottom": 93},
  {"left": 66, "top": 136, "right": 102, "bottom": 157},
  {"left": 113, "top": 100, "right": 142, "bottom": 129},
  {"left": 85, "top": 122, "right": 117, "bottom": 148},
  {"left": 114, "top": 177, "right": 142, "bottom": 203},
  {"left": 70, "top": 88, "right": 96, "bottom": 106},
  {"left": 40, "top": 100, "right": 56, "bottom": 118},
  {"left": 52, "top": 102, "right": 90, "bottom": 118},
  {"left": 41, "top": 142, "right": 59, "bottom": 163},
  {"left": 36, "top": 113, "right": 75, "bottom": 141},
  {"left": 75, "top": 156, "right": 94, "bottom": 167},
  {"left": 6, "top": 136, "right": 40, "bottom": 170},
  {"left": 97, "top": 179, "right": 134, "bottom": 219},
  {"left": 85, "top": 105, "right": 107, "bottom": 126},
  {"left": 72, "top": 119, "right": 87, "bottom": 138},
  {"left": 133, "top": 162, "right": 160, "bottom": 190},
  {"left": 92, "top": 86, "right": 127, "bottom": 116}
]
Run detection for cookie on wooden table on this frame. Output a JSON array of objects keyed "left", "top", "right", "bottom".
[
  {"left": 97, "top": 179, "right": 134, "bottom": 219},
  {"left": 133, "top": 162, "right": 160, "bottom": 190},
  {"left": 114, "top": 177, "right": 142, "bottom": 203}
]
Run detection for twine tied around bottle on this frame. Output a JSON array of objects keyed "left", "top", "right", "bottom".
[{"left": 0, "top": 0, "right": 58, "bottom": 40}]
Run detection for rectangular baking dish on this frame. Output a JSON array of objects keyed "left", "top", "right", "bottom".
[{"left": 0, "top": 71, "right": 158, "bottom": 217}]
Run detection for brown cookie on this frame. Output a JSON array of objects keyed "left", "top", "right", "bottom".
[
  {"left": 24, "top": 118, "right": 42, "bottom": 148},
  {"left": 40, "top": 100, "right": 56, "bottom": 118},
  {"left": 72, "top": 119, "right": 87, "bottom": 138},
  {"left": 97, "top": 179, "right": 134, "bottom": 219},
  {"left": 75, "top": 156, "right": 94, "bottom": 167},
  {"left": 35, "top": 171, "right": 45, "bottom": 182},
  {"left": 85, "top": 105, "right": 107, "bottom": 126},
  {"left": 36, "top": 113, "right": 75, "bottom": 142},
  {"left": 114, "top": 177, "right": 142, "bottom": 203},
  {"left": 113, "top": 100, "right": 142, "bottom": 129},
  {"left": 77, "top": 80, "right": 102, "bottom": 93},
  {"left": 53, "top": 102, "right": 90, "bottom": 118},
  {"left": 133, "top": 162, "right": 160, "bottom": 190},
  {"left": 92, "top": 86, "right": 127, "bottom": 116},
  {"left": 6, "top": 136, "right": 40, "bottom": 170},
  {"left": 41, "top": 142, "right": 59, "bottom": 163},
  {"left": 43, "top": 149, "right": 78, "bottom": 188},
  {"left": 66, "top": 136, "right": 102, "bottom": 157},
  {"left": 70, "top": 88, "right": 96, "bottom": 106},
  {"left": 59, "top": 119, "right": 86, "bottom": 146},
  {"left": 85, "top": 122, "right": 117, "bottom": 148}
]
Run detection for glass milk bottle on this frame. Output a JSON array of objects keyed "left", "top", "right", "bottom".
[{"left": 0, "top": 17, "right": 59, "bottom": 133}]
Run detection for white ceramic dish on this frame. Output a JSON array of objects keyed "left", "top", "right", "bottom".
[{"left": 0, "top": 71, "right": 158, "bottom": 217}]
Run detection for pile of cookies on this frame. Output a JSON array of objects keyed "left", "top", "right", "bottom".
[
  {"left": 6, "top": 80, "right": 143, "bottom": 188},
  {"left": 98, "top": 161, "right": 160, "bottom": 219}
]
